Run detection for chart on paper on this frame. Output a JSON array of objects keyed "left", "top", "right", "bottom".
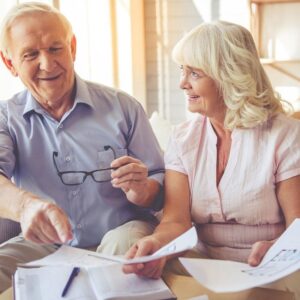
[{"left": 242, "top": 249, "right": 300, "bottom": 277}]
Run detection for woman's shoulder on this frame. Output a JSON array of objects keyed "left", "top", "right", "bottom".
[
  {"left": 270, "top": 113, "right": 300, "bottom": 132},
  {"left": 172, "top": 114, "right": 205, "bottom": 140},
  {"left": 254, "top": 113, "right": 300, "bottom": 145}
]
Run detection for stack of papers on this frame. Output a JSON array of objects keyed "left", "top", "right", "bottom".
[
  {"left": 14, "top": 264, "right": 174, "bottom": 300},
  {"left": 180, "top": 218, "right": 300, "bottom": 293},
  {"left": 14, "top": 226, "right": 198, "bottom": 300}
]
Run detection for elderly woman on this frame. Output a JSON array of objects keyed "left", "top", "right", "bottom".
[{"left": 123, "top": 21, "right": 300, "bottom": 298}]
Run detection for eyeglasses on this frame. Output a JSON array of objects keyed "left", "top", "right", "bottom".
[{"left": 52, "top": 145, "right": 117, "bottom": 185}]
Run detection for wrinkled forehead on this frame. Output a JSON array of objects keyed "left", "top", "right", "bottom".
[
  {"left": 10, "top": 11, "right": 68, "bottom": 36},
  {"left": 5, "top": 13, "right": 70, "bottom": 59},
  {"left": 8, "top": 12, "right": 69, "bottom": 48}
]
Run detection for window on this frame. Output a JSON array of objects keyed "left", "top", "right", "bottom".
[{"left": 0, "top": 0, "right": 146, "bottom": 108}]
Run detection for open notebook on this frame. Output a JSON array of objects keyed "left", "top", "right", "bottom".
[{"left": 14, "top": 264, "right": 175, "bottom": 300}]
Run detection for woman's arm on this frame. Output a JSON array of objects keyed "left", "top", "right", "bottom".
[
  {"left": 123, "top": 169, "right": 192, "bottom": 277},
  {"left": 248, "top": 175, "right": 300, "bottom": 266}
]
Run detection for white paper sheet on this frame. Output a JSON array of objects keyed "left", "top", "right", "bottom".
[
  {"left": 88, "top": 264, "right": 174, "bottom": 300},
  {"left": 25, "top": 226, "right": 198, "bottom": 267},
  {"left": 14, "top": 266, "right": 96, "bottom": 300},
  {"left": 24, "top": 245, "right": 113, "bottom": 267},
  {"left": 180, "top": 218, "right": 300, "bottom": 293},
  {"left": 88, "top": 226, "right": 198, "bottom": 264}
]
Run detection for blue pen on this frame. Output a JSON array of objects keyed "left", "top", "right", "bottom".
[{"left": 61, "top": 267, "right": 80, "bottom": 297}]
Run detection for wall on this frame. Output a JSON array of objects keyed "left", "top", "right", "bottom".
[
  {"left": 145, "top": 0, "right": 300, "bottom": 125},
  {"left": 144, "top": 0, "right": 202, "bottom": 124}
]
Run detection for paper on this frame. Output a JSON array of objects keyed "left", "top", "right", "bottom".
[
  {"left": 88, "top": 226, "right": 198, "bottom": 264},
  {"left": 14, "top": 266, "right": 96, "bottom": 300},
  {"left": 88, "top": 264, "right": 175, "bottom": 300},
  {"left": 25, "top": 226, "right": 198, "bottom": 267},
  {"left": 24, "top": 244, "right": 113, "bottom": 267},
  {"left": 180, "top": 218, "right": 300, "bottom": 293},
  {"left": 14, "top": 264, "right": 175, "bottom": 300}
]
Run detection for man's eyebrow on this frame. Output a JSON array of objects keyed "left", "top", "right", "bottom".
[
  {"left": 20, "top": 47, "right": 37, "bottom": 56},
  {"left": 19, "top": 41, "right": 65, "bottom": 55}
]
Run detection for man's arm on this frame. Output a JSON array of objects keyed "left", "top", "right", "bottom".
[
  {"left": 108, "top": 96, "right": 164, "bottom": 207},
  {"left": 0, "top": 174, "right": 73, "bottom": 244},
  {"left": 110, "top": 156, "right": 162, "bottom": 207}
]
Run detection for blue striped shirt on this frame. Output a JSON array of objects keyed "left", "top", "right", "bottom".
[{"left": 0, "top": 75, "right": 164, "bottom": 247}]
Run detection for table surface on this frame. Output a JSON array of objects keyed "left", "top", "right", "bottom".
[{"left": 0, "top": 288, "right": 12, "bottom": 300}]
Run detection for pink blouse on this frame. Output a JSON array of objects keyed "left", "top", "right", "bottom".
[{"left": 165, "top": 114, "right": 300, "bottom": 262}]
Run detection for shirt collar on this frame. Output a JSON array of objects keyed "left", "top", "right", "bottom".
[{"left": 23, "top": 73, "right": 95, "bottom": 119}]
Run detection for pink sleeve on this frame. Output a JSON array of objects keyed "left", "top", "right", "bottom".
[
  {"left": 275, "top": 121, "right": 300, "bottom": 182},
  {"left": 164, "top": 131, "right": 187, "bottom": 174}
]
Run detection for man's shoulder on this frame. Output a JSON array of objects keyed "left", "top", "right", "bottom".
[
  {"left": 0, "top": 90, "right": 28, "bottom": 111},
  {"left": 83, "top": 79, "right": 139, "bottom": 106}
]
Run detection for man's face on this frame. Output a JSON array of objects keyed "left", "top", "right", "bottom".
[{"left": 5, "top": 13, "right": 76, "bottom": 106}]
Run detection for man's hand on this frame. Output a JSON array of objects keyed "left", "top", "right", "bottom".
[
  {"left": 19, "top": 198, "right": 73, "bottom": 244},
  {"left": 110, "top": 156, "right": 150, "bottom": 205},
  {"left": 248, "top": 240, "right": 275, "bottom": 266},
  {"left": 122, "top": 236, "right": 166, "bottom": 279}
]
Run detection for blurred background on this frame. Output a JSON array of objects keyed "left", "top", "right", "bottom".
[{"left": 0, "top": 0, "right": 299, "bottom": 126}]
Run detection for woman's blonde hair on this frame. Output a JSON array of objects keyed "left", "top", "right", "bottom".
[
  {"left": 0, "top": 2, "right": 73, "bottom": 58},
  {"left": 172, "top": 20, "right": 287, "bottom": 130}
]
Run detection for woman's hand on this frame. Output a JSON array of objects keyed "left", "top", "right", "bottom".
[
  {"left": 122, "top": 236, "right": 167, "bottom": 279},
  {"left": 248, "top": 240, "right": 275, "bottom": 266}
]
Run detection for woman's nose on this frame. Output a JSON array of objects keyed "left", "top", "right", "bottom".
[{"left": 179, "top": 76, "right": 191, "bottom": 90}]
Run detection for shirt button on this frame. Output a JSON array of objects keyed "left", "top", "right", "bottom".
[
  {"left": 77, "top": 223, "right": 82, "bottom": 229},
  {"left": 72, "top": 190, "right": 77, "bottom": 196},
  {"left": 58, "top": 124, "right": 64, "bottom": 129},
  {"left": 65, "top": 156, "right": 71, "bottom": 162}
]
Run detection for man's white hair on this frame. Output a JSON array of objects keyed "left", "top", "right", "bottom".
[{"left": 0, "top": 1, "right": 73, "bottom": 57}]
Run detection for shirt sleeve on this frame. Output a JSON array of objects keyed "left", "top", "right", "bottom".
[
  {"left": 121, "top": 97, "right": 165, "bottom": 186},
  {"left": 0, "top": 103, "right": 16, "bottom": 179},
  {"left": 164, "top": 129, "right": 187, "bottom": 174},
  {"left": 275, "top": 120, "right": 300, "bottom": 182}
]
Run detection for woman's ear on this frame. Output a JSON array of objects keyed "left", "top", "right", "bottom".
[{"left": 0, "top": 51, "right": 18, "bottom": 77}]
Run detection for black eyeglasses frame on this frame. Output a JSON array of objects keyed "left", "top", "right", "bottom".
[{"left": 52, "top": 145, "right": 117, "bottom": 186}]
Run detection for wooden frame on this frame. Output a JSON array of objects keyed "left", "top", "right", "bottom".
[
  {"left": 249, "top": 0, "right": 300, "bottom": 57},
  {"left": 249, "top": 0, "right": 300, "bottom": 83}
]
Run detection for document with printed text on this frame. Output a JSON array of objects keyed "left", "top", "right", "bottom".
[{"left": 180, "top": 218, "right": 300, "bottom": 293}]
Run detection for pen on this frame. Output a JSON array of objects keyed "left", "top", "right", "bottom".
[{"left": 61, "top": 267, "right": 80, "bottom": 297}]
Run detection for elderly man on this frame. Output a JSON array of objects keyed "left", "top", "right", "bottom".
[{"left": 0, "top": 2, "right": 164, "bottom": 291}]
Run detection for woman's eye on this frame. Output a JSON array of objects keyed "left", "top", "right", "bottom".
[{"left": 191, "top": 71, "right": 200, "bottom": 78}]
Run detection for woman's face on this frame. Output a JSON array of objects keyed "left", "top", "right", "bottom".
[{"left": 179, "top": 65, "right": 226, "bottom": 121}]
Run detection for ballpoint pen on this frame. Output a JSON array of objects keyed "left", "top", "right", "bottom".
[{"left": 61, "top": 267, "right": 80, "bottom": 297}]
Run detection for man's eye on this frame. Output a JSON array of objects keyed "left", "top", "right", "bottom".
[
  {"left": 49, "top": 47, "right": 63, "bottom": 53},
  {"left": 23, "top": 51, "right": 38, "bottom": 60}
]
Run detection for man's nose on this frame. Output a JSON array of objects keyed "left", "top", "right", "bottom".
[{"left": 39, "top": 53, "right": 57, "bottom": 72}]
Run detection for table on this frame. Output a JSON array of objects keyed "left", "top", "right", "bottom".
[
  {"left": 164, "top": 273, "right": 295, "bottom": 300},
  {"left": 0, "top": 288, "right": 12, "bottom": 300}
]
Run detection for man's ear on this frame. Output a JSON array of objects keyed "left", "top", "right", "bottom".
[
  {"left": 70, "top": 35, "right": 77, "bottom": 62},
  {"left": 0, "top": 51, "right": 18, "bottom": 77}
]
